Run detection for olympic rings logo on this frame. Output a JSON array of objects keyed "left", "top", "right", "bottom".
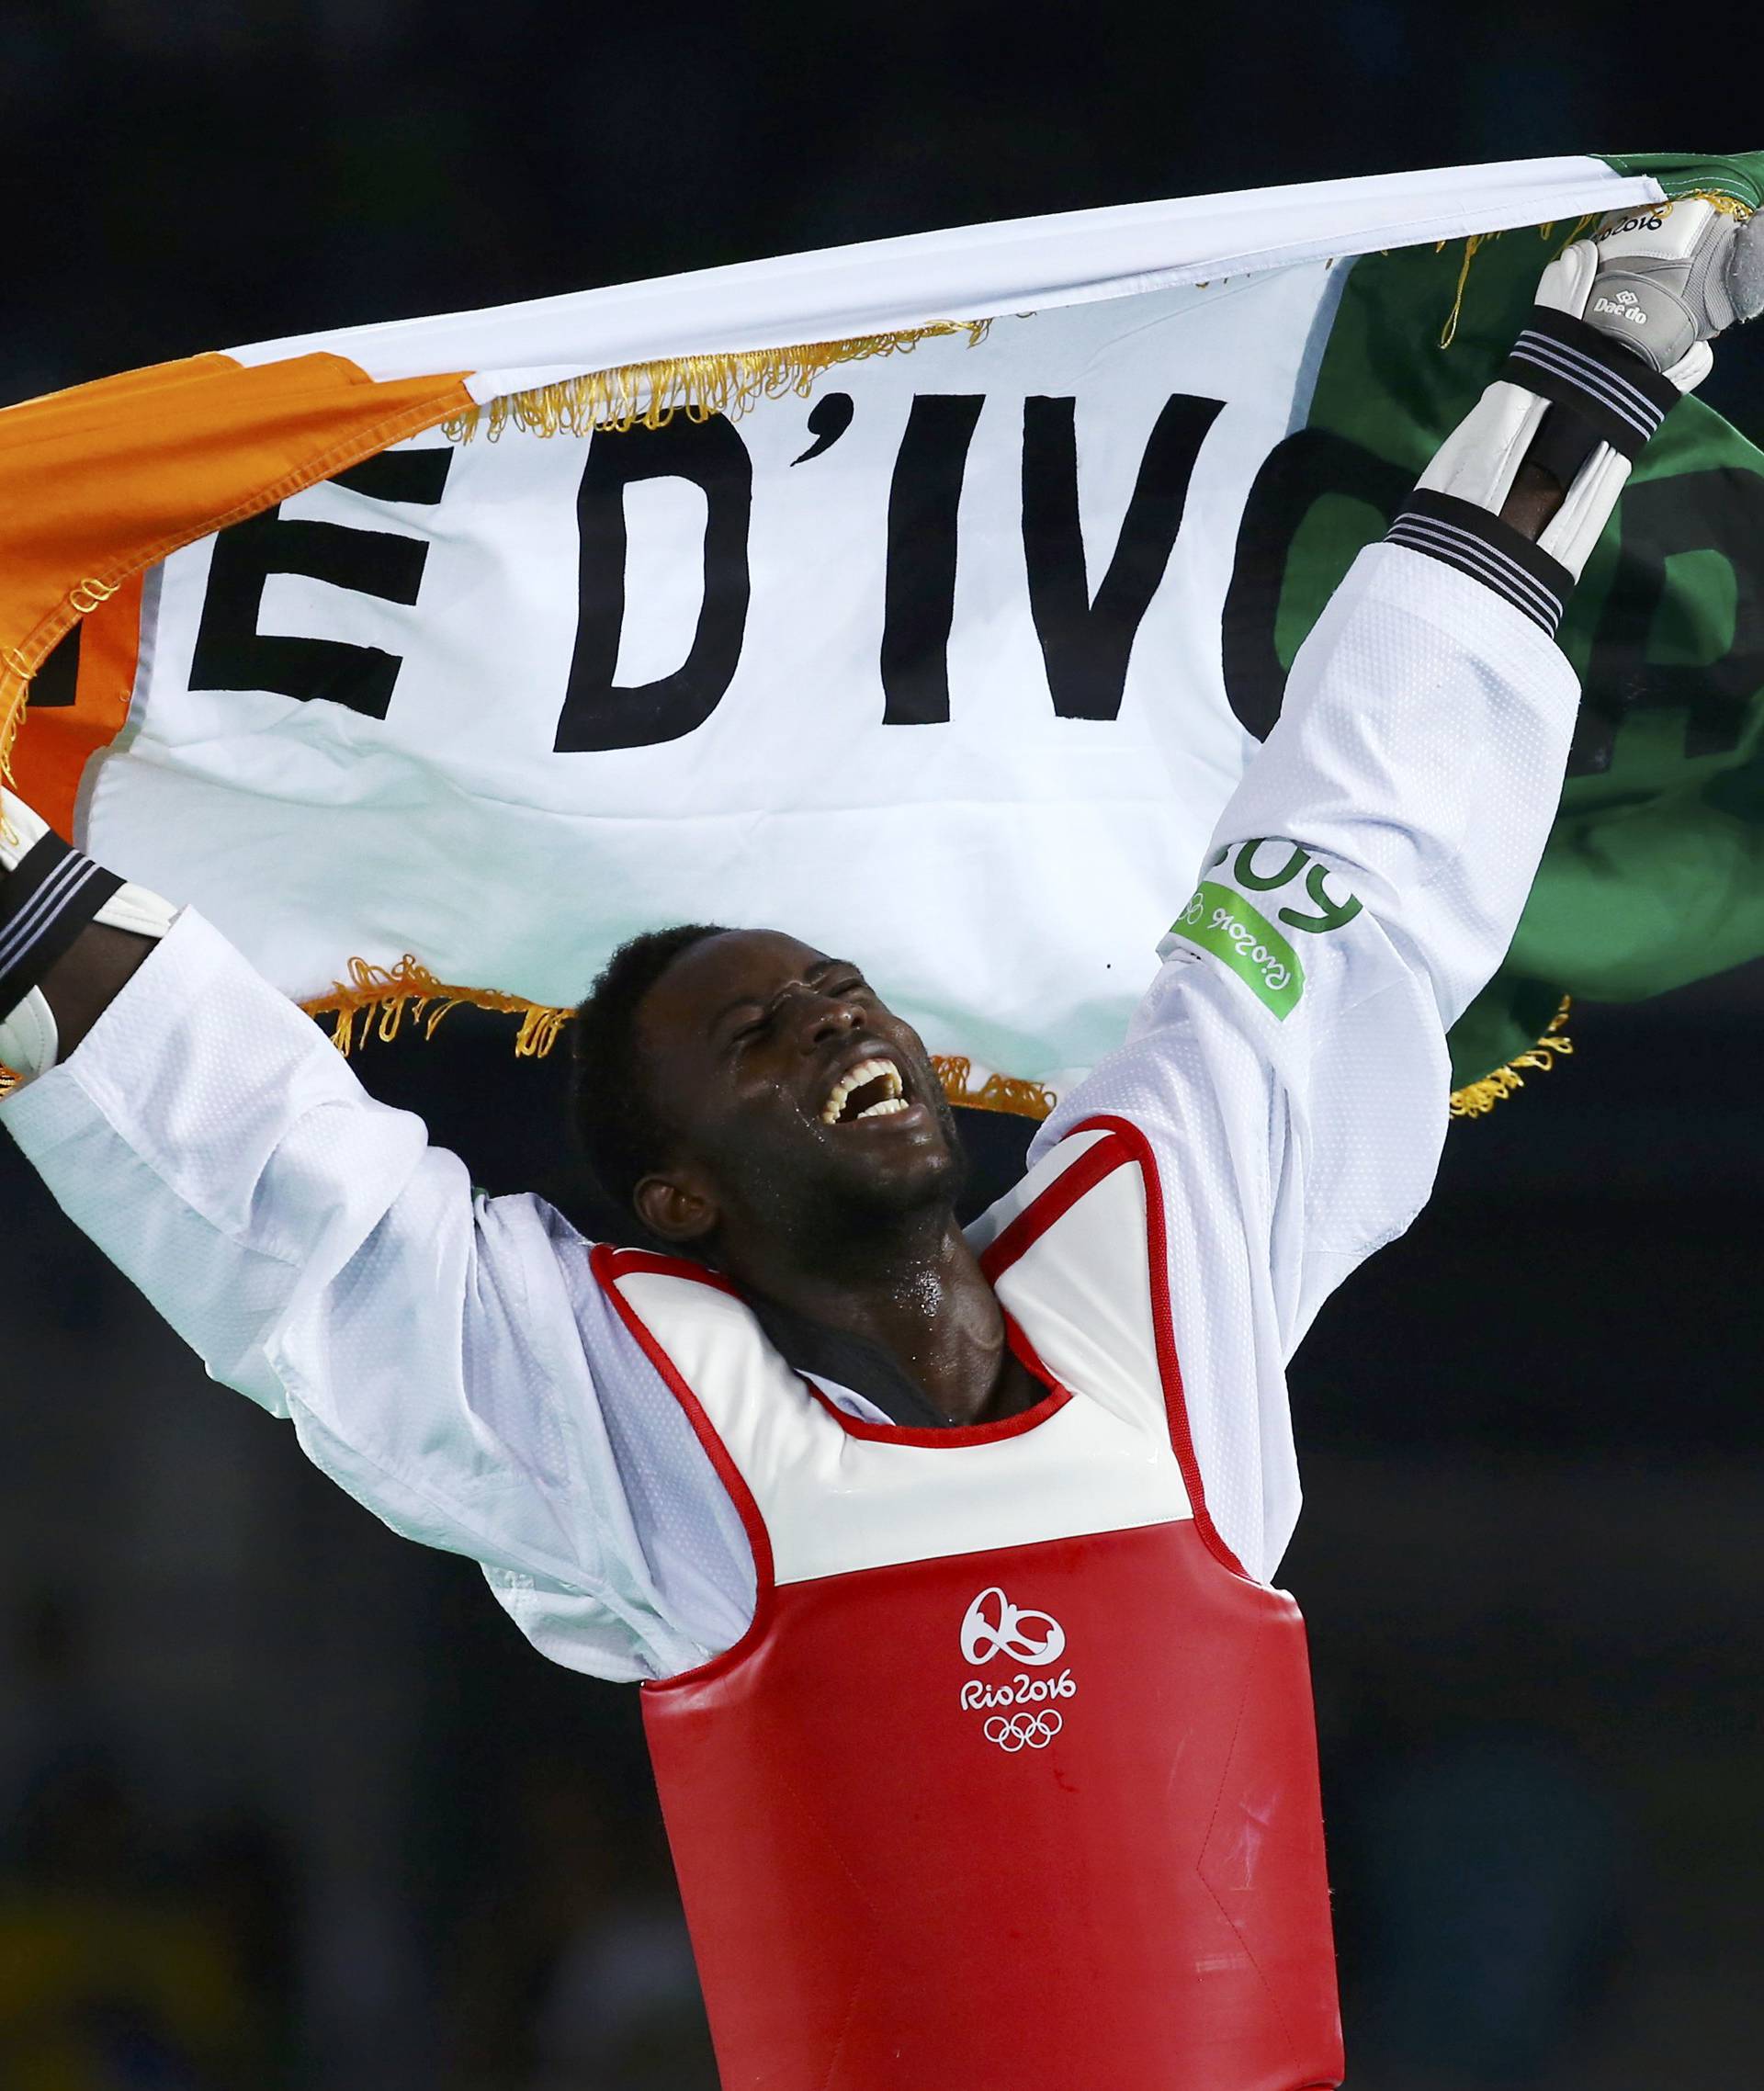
[
  {"left": 960, "top": 1586, "right": 1067, "bottom": 1667},
  {"left": 983, "top": 1711, "right": 1063, "bottom": 1752}
]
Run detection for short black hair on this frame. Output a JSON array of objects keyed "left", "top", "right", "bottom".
[{"left": 571, "top": 922, "right": 732, "bottom": 1215}]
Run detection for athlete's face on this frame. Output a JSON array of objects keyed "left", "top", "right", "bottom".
[{"left": 629, "top": 930, "right": 965, "bottom": 1258}]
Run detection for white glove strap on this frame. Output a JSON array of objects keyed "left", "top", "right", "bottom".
[{"left": 0, "top": 987, "right": 59, "bottom": 1083}]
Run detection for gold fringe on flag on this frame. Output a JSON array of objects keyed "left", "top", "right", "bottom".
[
  {"left": 929, "top": 1055, "right": 1058, "bottom": 1120},
  {"left": 1446, "top": 997, "right": 1573, "bottom": 1117},
  {"left": 1550, "top": 213, "right": 1601, "bottom": 251},
  {"left": 1437, "top": 232, "right": 1489, "bottom": 349},
  {"left": 302, "top": 956, "right": 570, "bottom": 1059},
  {"left": 299, "top": 959, "right": 1061, "bottom": 1117},
  {"left": 1690, "top": 190, "right": 1758, "bottom": 219},
  {"left": 443, "top": 321, "right": 993, "bottom": 442},
  {"left": 293, "top": 962, "right": 1572, "bottom": 1127}
]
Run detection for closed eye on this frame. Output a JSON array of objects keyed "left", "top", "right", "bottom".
[{"left": 725, "top": 972, "right": 869, "bottom": 1051}]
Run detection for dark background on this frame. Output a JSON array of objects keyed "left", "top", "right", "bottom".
[{"left": 3, "top": 6, "right": 1761, "bottom": 2086}]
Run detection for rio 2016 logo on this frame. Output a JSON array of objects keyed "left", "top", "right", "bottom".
[
  {"left": 1178, "top": 890, "right": 1296, "bottom": 997},
  {"left": 960, "top": 1586, "right": 1066, "bottom": 1666},
  {"left": 959, "top": 1587, "right": 1076, "bottom": 1750}
]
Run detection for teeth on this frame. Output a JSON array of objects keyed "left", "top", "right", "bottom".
[
  {"left": 855, "top": 1096, "right": 910, "bottom": 1119},
  {"left": 820, "top": 1055, "right": 904, "bottom": 1125}
]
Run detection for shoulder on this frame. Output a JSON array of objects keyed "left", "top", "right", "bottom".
[{"left": 968, "top": 1120, "right": 1172, "bottom": 1331}]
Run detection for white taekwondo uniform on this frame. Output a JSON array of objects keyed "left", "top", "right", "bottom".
[{"left": 1, "top": 542, "right": 1577, "bottom": 1686}]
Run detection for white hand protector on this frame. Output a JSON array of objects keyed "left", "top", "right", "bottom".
[
  {"left": 1585, "top": 197, "right": 1764, "bottom": 372},
  {"left": 0, "top": 786, "right": 175, "bottom": 1080},
  {"left": 1398, "top": 234, "right": 1719, "bottom": 597}
]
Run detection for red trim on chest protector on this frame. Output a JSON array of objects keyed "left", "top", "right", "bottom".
[
  {"left": 591, "top": 1121, "right": 1241, "bottom": 1569},
  {"left": 591, "top": 1248, "right": 1078, "bottom": 1451},
  {"left": 987, "top": 1114, "right": 1246, "bottom": 1576},
  {"left": 590, "top": 1242, "right": 778, "bottom": 1665},
  {"left": 795, "top": 1308, "right": 1071, "bottom": 1444}
]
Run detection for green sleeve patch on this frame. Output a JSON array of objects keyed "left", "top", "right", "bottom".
[{"left": 1170, "top": 882, "right": 1306, "bottom": 1018}]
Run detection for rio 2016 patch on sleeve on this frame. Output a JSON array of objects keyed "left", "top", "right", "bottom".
[
  {"left": 1170, "top": 883, "right": 1305, "bottom": 1018},
  {"left": 1168, "top": 839, "right": 1364, "bottom": 1019}
]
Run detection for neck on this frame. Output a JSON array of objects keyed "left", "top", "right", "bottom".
[{"left": 719, "top": 1206, "right": 1033, "bottom": 1426}]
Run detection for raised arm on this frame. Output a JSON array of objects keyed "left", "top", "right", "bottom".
[
  {"left": 1179, "top": 209, "right": 1753, "bottom": 1286},
  {"left": 0, "top": 810, "right": 752, "bottom": 1680},
  {"left": 1032, "top": 204, "right": 1761, "bottom": 1579}
]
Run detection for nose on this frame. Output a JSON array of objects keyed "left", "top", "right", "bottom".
[{"left": 797, "top": 986, "right": 865, "bottom": 1049}]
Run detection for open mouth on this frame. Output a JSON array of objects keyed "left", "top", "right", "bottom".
[{"left": 819, "top": 1055, "right": 910, "bottom": 1126}]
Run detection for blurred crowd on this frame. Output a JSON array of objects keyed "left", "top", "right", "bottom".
[{"left": 0, "top": 1591, "right": 711, "bottom": 2090}]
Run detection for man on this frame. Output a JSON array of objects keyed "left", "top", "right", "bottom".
[{"left": 3, "top": 204, "right": 1759, "bottom": 2089}]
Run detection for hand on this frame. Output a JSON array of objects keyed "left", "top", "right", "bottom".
[
  {"left": 1585, "top": 198, "right": 1764, "bottom": 373},
  {"left": 1411, "top": 233, "right": 1716, "bottom": 580}
]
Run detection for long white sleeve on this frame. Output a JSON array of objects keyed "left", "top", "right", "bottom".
[
  {"left": 0, "top": 910, "right": 756, "bottom": 1680},
  {"left": 0, "top": 540, "right": 1579, "bottom": 1662},
  {"left": 1034, "top": 541, "right": 1581, "bottom": 1581}
]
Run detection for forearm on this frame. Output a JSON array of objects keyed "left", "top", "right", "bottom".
[
  {"left": 1112, "top": 329, "right": 1625, "bottom": 1412},
  {"left": 1, "top": 790, "right": 175, "bottom": 1081},
  {"left": 1497, "top": 459, "right": 1569, "bottom": 543},
  {"left": 36, "top": 921, "right": 156, "bottom": 1057},
  {"left": 3, "top": 906, "right": 434, "bottom": 1407},
  {"left": 1204, "top": 230, "right": 1726, "bottom": 1026},
  {"left": 1204, "top": 542, "right": 1580, "bottom": 1032}
]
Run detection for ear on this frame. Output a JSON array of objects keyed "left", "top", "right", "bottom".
[{"left": 633, "top": 1169, "right": 719, "bottom": 1248}]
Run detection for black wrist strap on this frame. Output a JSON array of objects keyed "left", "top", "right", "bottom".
[
  {"left": 0, "top": 830, "right": 122, "bottom": 1017},
  {"left": 1385, "top": 489, "right": 1573, "bottom": 636},
  {"left": 1502, "top": 304, "right": 1681, "bottom": 482}
]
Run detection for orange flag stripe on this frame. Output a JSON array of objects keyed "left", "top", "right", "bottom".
[
  {"left": 11, "top": 571, "right": 144, "bottom": 837},
  {"left": 3, "top": 348, "right": 475, "bottom": 831}
]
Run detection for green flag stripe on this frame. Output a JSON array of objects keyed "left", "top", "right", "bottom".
[
  {"left": 1597, "top": 150, "right": 1764, "bottom": 213},
  {"left": 1218, "top": 155, "right": 1764, "bottom": 1089}
]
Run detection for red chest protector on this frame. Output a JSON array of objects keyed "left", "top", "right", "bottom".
[{"left": 594, "top": 1116, "right": 1342, "bottom": 2091}]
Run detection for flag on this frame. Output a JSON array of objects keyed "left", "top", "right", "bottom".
[{"left": 4, "top": 149, "right": 1759, "bottom": 1113}]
